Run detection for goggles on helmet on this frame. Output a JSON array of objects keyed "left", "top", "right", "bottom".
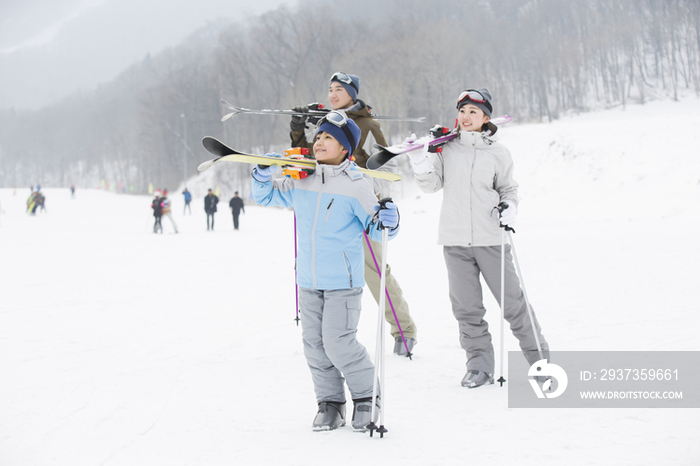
[
  {"left": 319, "top": 110, "right": 357, "bottom": 155},
  {"left": 456, "top": 89, "right": 493, "bottom": 113},
  {"left": 330, "top": 72, "right": 358, "bottom": 92}
]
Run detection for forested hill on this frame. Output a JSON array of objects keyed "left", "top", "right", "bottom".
[{"left": 1, "top": 0, "right": 698, "bottom": 191}]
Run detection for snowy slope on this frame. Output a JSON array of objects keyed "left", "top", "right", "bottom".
[{"left": 1, "top": 98, "right": 699, "bottom": 466}]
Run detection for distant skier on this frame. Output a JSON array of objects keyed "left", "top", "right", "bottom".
[
  {"left": 70, "top": 184, "right": 76, "bottom": 198},
  {"left": 204, "top": 189, "right": 219, "bottom": 231},
  {"left": 161, "top": 190, "right": 178, "bottom": 233},
  {"left": 409, "top": 88, "right": 550, "bottom": 389},
  {"left": 182, "top": 187, "right": 192, "bottom": 214},
  {"left": 26, "top": 191, "right": 38, "bottom": 214},
  {"left": 228, "top": 191, "right": 245, "bottom": 230},
  {"left": 151, "top": 192, "right": 164, "bottom": 233},
  {"left": 253, "top": 112, "right": 400, "bottom": 432},
  {"left": 36, "top": 191, "right": 46, "bottom": 213},
  {"left": 290, "top": 72, "right": 417, "bottom": 356}
]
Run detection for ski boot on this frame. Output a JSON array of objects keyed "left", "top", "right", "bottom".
[
  {"left": 312, "top": 401, "right": 345, "bottom": 431},
  {"left": 461, "top": 370, "right": 494, "bottom": 389},
  {"left": 393, "top": 337, "right": 416, "bottom": 357},
  {"left": 351, "top": 398, "right": 379, "bottom": 432}
]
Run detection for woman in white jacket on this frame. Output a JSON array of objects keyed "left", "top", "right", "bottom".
[{"left": 410, "top": 88, "right": 549, "bottom": 388}]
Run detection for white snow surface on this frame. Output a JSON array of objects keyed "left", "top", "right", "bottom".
[{"left": 2, "top": 98, "right": 699, "bottom": 465}]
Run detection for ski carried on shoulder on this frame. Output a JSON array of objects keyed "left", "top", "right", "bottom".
[
  {"left": 198, "top": 136, "right": 402, "bottom": 182},
  {"left": 366, "top": 115, "right": 513, "bottom": 170},
  {"left": 220, "top": 100, "right": 426, "bottom": 123}
]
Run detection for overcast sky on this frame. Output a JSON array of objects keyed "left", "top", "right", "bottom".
[{"left": 0, "top": 0, "right": 296, "bottom": 110}]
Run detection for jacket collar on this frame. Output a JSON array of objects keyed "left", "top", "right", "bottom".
[
  {"left": 345, "top": 99, "right": 372, "bottom": 119},
  {"left": 458, "top": 130, "right": 495, "bottom": 146},
  {"left": 316, "top": 158, "right": 363, "bottom": 182}
]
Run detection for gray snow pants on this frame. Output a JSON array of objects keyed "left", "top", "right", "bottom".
[
  {"left": 299, "top": 287, "right": 375, "bottom": 403},
  {"left": 443, "top": 245, "right": 549, "bottom": 373}
]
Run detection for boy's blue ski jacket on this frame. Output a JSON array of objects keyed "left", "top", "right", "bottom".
[{"left": 252, "top": 159, "right": 398, "bottom": 290}]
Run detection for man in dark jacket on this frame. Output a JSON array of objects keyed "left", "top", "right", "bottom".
[
  {"left": 229, "top": 191, "right": 245, "bottom": 230},
  {"left": 151, "top": 192, "right": 163, "bottom": 234},
  {"left": 204, "top": 189, "right": 219, "bottom": 231}
]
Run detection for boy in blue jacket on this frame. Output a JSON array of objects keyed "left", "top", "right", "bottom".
[{"left": 252, "top": 111, "right": 399, "bottom": 432}]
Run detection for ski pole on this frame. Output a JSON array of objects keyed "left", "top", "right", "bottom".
[
  {"left": 507, "top": 230, "right": 545, "bottom": 361},
  {"left": 497, "top": 226, "right": 507, "bottom": 387},
  {"left": 368, "top": 198, "right": 392, "bottom": 439},
  {"left": 363, "top": 231, "right": 412, "bottom": 359},
  {"left": 294, "top": 212, "right": 300, "bottom": 326},
  {"left": 369, "top": 226, "right": 389, "bottom": 438}
]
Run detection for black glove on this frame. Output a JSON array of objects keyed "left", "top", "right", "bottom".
[{"left": 290, "top": 106, "right": 308, "bottom": 132}]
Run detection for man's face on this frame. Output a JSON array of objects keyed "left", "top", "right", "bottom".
[{"left": 328, "top": 82, "right": 353, "bottom": 110}]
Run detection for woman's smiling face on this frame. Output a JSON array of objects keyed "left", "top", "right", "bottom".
[{"left": 458, "top": 104, "right": 489, "bottom": 132}]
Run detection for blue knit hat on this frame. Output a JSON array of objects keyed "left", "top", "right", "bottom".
[
  {"left": 317, "top": 113, "right": 361, "bottom": 156},
  {"left": 330, "top": 72, "right": 360, "bottom": 103}
]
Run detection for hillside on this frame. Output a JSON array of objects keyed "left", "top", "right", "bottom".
[{"left": 1, "top": 99, "right": 698, "bottom": 465}]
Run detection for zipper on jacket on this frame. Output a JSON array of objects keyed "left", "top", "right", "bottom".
[
  {"left": 468, "top": 143, "right": 477, "bottom": 246},
  {"left": 325, "top": 198, "right": 334, "bottom": 223},
  {"left": 311, "top": 192, "right": 323, "bottom": 289},
  {"left": 342, "top": 251, "right": 353, "bottom": 288}
]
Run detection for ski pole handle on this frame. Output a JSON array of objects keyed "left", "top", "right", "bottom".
[
  {"left": 376, "top": 197, "right": 399, "bottom": 231},
  {"left": 496, "top": 202, "right": 515, "bottom": 233},
  {"left": 367, "top": 197, "right": 395, "bottom": 233},
  {"left": 377, "top": 197, "right": 393, "bottom": 210}
]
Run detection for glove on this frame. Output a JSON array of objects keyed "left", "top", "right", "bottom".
[
  {"left": 252, "top": 153, "right": 281, "bottom": 182},
  {"left": 373, "top": 201, "right": 399, "bottom": 230},
  {"left": 402, "top": 133, "right": 417, "bottom": 146},
  {"left": 499, "top": 202, "right": 517, "bottom": 227},
  {"left": 290, "top": 106, "right": 308, "bottom": 132},
  {"left": 409, "top": 142, "right": 432, "bottom": 175}
]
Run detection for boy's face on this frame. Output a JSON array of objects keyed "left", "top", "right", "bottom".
[
  {"left": 314, "top": 131, "right": 347, "bottom": 165},
  {"left": 458, "top": 104, "right": 489, "bottom": 132},
  {"left": 328, "top": 82, "right": 354, "bottom": 110}
]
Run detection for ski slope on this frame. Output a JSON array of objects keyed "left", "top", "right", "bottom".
[{"left": 1, "top": 98, "right": 699, "bottom": 465}]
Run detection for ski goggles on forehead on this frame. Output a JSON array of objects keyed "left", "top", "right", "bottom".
[
  {"left": 458, "top": 89, "right": 486, "bottom": 103},
  {"left": 319, "top": 111, "right": 356, "bottom": 153},
  {"left": 456, "top": 89, "right": 493, "bottom": 113},
  {"left": 330, "top": 72, "right": 358, "bottom": 91}
]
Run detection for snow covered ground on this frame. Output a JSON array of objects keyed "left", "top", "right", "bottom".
[{"left": 1, "top": 98, "right": 699, "bottom": 465}]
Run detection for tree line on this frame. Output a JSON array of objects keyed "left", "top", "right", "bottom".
[{"left": 1, "top": 0, "right": 698, "bottom": 192}]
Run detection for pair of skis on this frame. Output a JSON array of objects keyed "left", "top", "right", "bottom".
[
  {"left": 220, "top": 100, "right": 426, "bottom": 123},
  {"left": 198, "top": 137, "right": 401, "bottom": 182},
  {"left": 198, "top": 116, "right": 512, "bottom": 175},
  {"left": 366, "top": 115, "right": 512, "bottom": 169},
  {"left": 211, "top": 100, "right": 511, "bottom": 172}
]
